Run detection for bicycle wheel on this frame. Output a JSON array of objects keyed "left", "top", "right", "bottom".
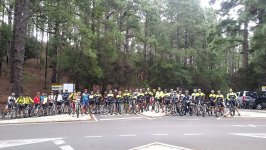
[
  {"left": 202, "top": 105, "right": 206, "bottom": 117},
  {"left": 155, "top": 102, "right": 159, "bottom": 113},
  {"left": 230, "top": 106, "right": 235, "bottom": 116}
]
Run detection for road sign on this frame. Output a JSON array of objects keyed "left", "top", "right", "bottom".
[
  {"left": 52, "top": 85, "right": 63, "bottom": 91},
  {"left": 262, "top": 86, "right": 266, "bottom": 91},
  {"left": 63, "top": 83, "right": 75, "bottom": 93}
]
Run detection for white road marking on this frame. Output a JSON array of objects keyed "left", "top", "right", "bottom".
[
  {"left": 119, "top": 134, "right": 136, "bottom": 137},
  {"left": 224, "top": 124, "right": 257, "bottom": 128},
  {"left": 153, "top": 134, "right": 168, "bottom": 136},
  {"left": 92, "top": 114, "right": 98, "bottom": 121},
  {"left": 59, "top": 145, "right": 75, "bottom": 150},
  {"left": 53, "top": 139, "right": 66, "bottom": 145},
  {"left": 128, "top": 142, "right": 192, "bottom": 150},
  {"left": 217, "top": 116, "right": 223, "bottom": 120},
  {"left": 229, "top": 133, "right": 266, "bottom": 139},
  {"left": 0, "top": 137, "right": 63, "bottom": 149},
  {"left": 177, "top": 119, "right": 199, "bottom": 121},
  {"left": 136, "top": 114, "right": 153, "bottom": 120},
  {"left": 99, "top": 117, "right": 142, "bottom": 121},
  {"left": 184, "top": 133, "right": 203, "bottom": 136},
  {"left": 85, "top": 136, "right": 103, "bottom": 138},
  {"left": 248, "top": 124, "right": 256, "bottom": 127}
]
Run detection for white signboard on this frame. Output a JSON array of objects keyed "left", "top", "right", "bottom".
[
  {"left": 63, "top": 83, "right": 75, "bottom": 93},
  {"left": 262, "top": 86, "right": 266, "bottom": 91},
  {"left": 52, "top": 85, "right": 63, "bottom": 91}
]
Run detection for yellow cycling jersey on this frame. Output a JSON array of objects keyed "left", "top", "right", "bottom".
[
  {"left": 138, "top": 92, "right": 145, "bottom": 97},
  {"left": 107, "top": 93, "right": 114, "bottom": 97},
  {"left": 209, "top": 94, "right": 216, "bottom": 101},
  {"left": 227, "top": 92, "right": 237, "bottom": 100},
  {"left": 123, "top": 92, "right": 131, "bottom": 97},
  {"left": 215, "top": 94, "right": 224, "bottom": 102},
  {"left": 24, "top": 96, "right": 34, "bottom": 104},
  {"left": 116, "top": 95, "right": 122, "bottom": 98},
  {"left": 164, "top": 93, "right": 170, "bottom": 97},
  {"left": 69, "top": 93, "right": 77, "bottom": 100},
  {"left": 145, "top": 91, "right": 153, "bottom": 96},
  {"left": 94, "top": 94, "right": 102, "bottom": 97},
  {"left": 196, "top": 92, "right": 205, "bottom": 97},
  {"left": 155, "top": 91, "right": 164, "bottom": 99},
  {"left": 89, "top": 95, "right": 94, "bottom": 99},
  {"left": 16, "top": 96, "right": 25, "bottom": 104}
]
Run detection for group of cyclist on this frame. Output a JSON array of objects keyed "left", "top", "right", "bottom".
[{"left": 3, "top": 87, "right": 240, "bottom": 118}]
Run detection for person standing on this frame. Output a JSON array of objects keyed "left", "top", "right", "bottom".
[{"left": 224, "top": 88, "right": 240, "bottom": 117}]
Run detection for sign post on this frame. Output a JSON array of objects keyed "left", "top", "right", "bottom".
[{"left": 52, "top": 85, "right": 63, "bottom": 91}]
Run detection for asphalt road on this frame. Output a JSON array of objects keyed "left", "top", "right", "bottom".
[{"left": 0, "top": 109, "right": 266, "bottom": 150}]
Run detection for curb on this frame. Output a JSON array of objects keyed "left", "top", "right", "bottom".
[{"left": 0, "top": 115, "right": 93, "bottom": 125}]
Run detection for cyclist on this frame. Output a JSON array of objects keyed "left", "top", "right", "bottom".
[
  {"left": 56, "top": 90, "right": 64, "bottom": 114},
  {"left": 15, "top": 94, "right": 25, "bottom": 117},
  {"left": 195, "top": 89, "right": 205, "bottom": 104},
  {"left": 191, "top": 89, "right": 197, "bottom": 112},
  {"left": 145, "top": 88, "right": 153, "bottom": 111},
  {"left": 137, "top": 89, "right": 145, "bottom": 113},
  {"left": 69, "top": 90, "right": 77, "bottom": 114},
  {"left": 224, "top": 89, "right": 240, "bottom": 117},
  {"left": 107, "top": 90, "right": 115, "bottom": 115},
  {"left": 24, "top": 93, "right": 34, "bottom": 116},
  {"left": 34, "top": 92, "right": 41, "bottom": 107},
  {"left": 89, "top": 91, "right": 94, "bottom": 112},
  {"left": 123, "top": 89, "right": 131, "bottom": 114},
  {"left": 215, "top": 90, "right": 225, "bottom": 115},
  {"left": 62, "top": 89, "right": 70, "bottom": 111},
  {"left": 163, "top": 90, "right": 171, "bottom": 113},
  {"left": 47, "top": 91, "right": 56, "bottom": 112},
  {"left": 177, "top": 90, "right": 185, "bottom": 103},
  {"left": 94, "top": 90, "right": 102, "bottom": 114},
  {"left": 81, "top": 89, "right": 89, "bottom": 114},
  {"left": 155, "top": 87, "right": 164, "bottom": 112},
  {"left": 116, "top": 91, "right": 123, "bottom": 114},
  {"left": 209, "top": 90, "right": 216, "bottom": 115},
  {"left": 40, "top": 93, "right": 45, "bottom": 104},
  {"left": 4, "top": 93, "right": 16, "bottom": 114},
  {"left": 183, "top": 90, "right": 192, "bottom": 115},
  {"left": 41, "top": 93, "right": 48, "bottom": 110},
  {"left": 75, "top": 92, "right": 82, "bottom": 117},
  {"left": 132, "top": 89, "right": 139, "bottom": 113}
]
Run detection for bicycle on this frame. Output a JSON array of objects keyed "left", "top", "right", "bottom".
[
  {"left": 46, "top": 102, "right": 56, "bottom": 116},
  {"left": 91, "top": 96, "right": 101, "bottom": 114},
  {"left": 75, "top": 100, "right": 82, "bottom": 118},
  {"left": 228, "top": 100, "right": 236, "bottom": 116},
  {"left": 183, "top": 101, "right": 193, "bottom": 116},
  {"left": 215, "top": 101, "right": 224, "bottom": 117}
]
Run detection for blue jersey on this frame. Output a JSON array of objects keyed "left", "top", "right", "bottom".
[
  {"left": 62, "top": 93, "right": 70, "bottom": 101},
  {"left": 82, "top": 93, "right": 89, "bottom": 102}
]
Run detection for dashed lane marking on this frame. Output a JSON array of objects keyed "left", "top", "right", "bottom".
[
  {"left": 184, "top": 133, "right": 203, "bottom": 136},
  {"left": 99, "top": 117, "right": 142, "bottom": 121},
  {"left": 153, "top": 134, "right": 169, "bottom": 136},
  {"left": 84, "top": 136, "right": 103, "bottom": 138},
  {"left": 118, "top": 134, "right": 136, "bottom": 137}
]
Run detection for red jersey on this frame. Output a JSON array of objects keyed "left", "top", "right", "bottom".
[{"left": 34, "top": 96, "right": 40, "bottom": 104}]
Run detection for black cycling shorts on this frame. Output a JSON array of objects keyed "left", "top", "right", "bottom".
[
  {"left": 210, "top": 101, "right": 215, "bottom": 107},
  {"left": 229, "top": 100, "right": 236, "bottom": 107}
]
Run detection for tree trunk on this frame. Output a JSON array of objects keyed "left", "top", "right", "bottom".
[
  {"left": 10, "top": 0, "right": 30, "bottom": 95},
  {"left": 242, "top": 20, "right": 249, "bottom": 68},
  {"left": 51, "top": 22, "right": 59, "bottom": 83},
  {"left": 144, "top": 13, "right": 148, "bottom": 81},
  {"left": 6, "top": 3, "right": 13, "bottom": 64}
]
